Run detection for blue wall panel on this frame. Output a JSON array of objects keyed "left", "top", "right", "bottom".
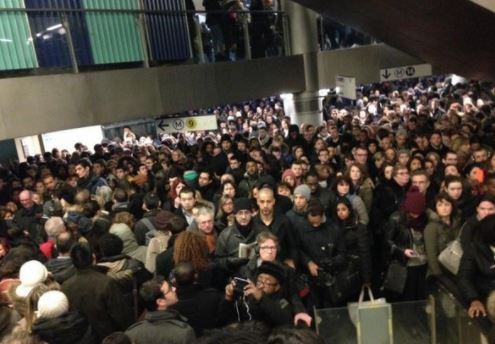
[
  {"left": 143, "top": 0, "right": 190, "bottom": 62},
  {"left": 25, "top": 0, "right": 93, "bottom": 68}
]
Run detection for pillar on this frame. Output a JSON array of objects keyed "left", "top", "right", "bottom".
[{"left": 281, "top": 0, "right": 323, "bottom": 126}]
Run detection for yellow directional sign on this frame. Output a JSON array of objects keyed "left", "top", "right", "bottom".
[{"left": 156, "top": 115, "right": 217, "bottom": 134}]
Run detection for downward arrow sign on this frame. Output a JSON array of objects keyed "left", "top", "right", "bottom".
[{"left": 382, "top": 69, "right": 391, "bottom": 79}]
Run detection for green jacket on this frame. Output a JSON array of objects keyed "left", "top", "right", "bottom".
[{"left": 424, "top": 211, "right": 462, "bottom": 276}]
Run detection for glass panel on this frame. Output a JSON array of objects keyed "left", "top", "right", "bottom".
[
  {"left": 431, "top": 285, "right": 489, "bottom": 344},
  {"left": 249, "top": 11, "right": 285, "bottom": 59},
  {"left": 315, "top": 300, "right": 431, "bottom": 344},
  {"left": 0, "top": 5, "right": 287, "bottom": 74}
]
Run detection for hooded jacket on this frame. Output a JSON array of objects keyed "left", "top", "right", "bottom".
[
  {"left": 125, "top": 309, "right": 195, "bottom": 344},
  {"left": 109, "top": 223, "right": 148, "bottom": 264},
  {"left": 32, "top": 311, "right": 95, "bottom": 344},
  {"left": 45, "top": 257, "right": 76, "bottom": 284}
]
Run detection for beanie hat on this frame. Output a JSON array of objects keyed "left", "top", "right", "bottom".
[
  {"left": 234, "top": 197, "right": 252, "bottom": 213},
  {"left": 294, "top": 185, "right": 311, "bottom": 201},
  {"left": 402, "top": 186, "right": 426, "bottom": 215},
  {"left": 257, "top": 261, "right": 285, "bottom": 284},
  {"left": 281, "top": 169, "right": 296, "bottom": 182},
  {"left": 183, "top": 170, "right": 198, "bottom": 184},
  {"left": 37, "top": 291, "right": 69, "bottom": 319},
  {"left": 155, "top": 210, "right": 174, "bottom": 230},
  {"left": 16, "top": 261, "right": 48, "bottom": 298}
]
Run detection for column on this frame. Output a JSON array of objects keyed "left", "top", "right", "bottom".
[{"left": 281, "top": 0, "right": 322, "bottom": 126}]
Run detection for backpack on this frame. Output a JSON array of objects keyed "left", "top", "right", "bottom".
[{"left": 141, "top": 218, "right": 157, "bottom": 246}]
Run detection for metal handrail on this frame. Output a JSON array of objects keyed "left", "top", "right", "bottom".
[
  {"left": 0, "top": 8, "right": 286, "bottom": 15},
  {"left": 0, "top": 6, "right": 290, "bottom": 74}
]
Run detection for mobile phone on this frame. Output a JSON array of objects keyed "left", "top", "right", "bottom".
[{"left": 233, "top": 277, "right": 250, "bottom": 295}]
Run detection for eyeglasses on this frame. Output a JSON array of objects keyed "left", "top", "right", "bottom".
[
  {"left": 260, "top": 245, "right": 277, "bottom": 251},
  {"left": 256, "top": 279, "right": 278, "bottom": 288}
]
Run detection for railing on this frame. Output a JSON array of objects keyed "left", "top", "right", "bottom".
[
  {"left": 0, "top": 5, "right": 290, "bottom": 75},
  {"left": 313, "top": 279, "right": 491, "bottom": 344}
]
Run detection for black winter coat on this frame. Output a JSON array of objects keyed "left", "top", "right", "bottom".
[
  {"left": 62, "top": 268, "right": 133, "bottom": 342},
  {"left": 32, "top": 311, "right": 95, "bottom": 344},
  {"left": 384, "top": 211, "right": 427, "bottom": 265},
  {"left": 239, "top": 257, "right": 307, "bottom": 314},
  {"left": 252, "top": 214, "right": 295, "bottom": 262},
  {"left": 172, "top": 284, "right": 223, "bottom": 336},
  {"left": 458, "top": 241, "right": 495, "bottom": 303},
  {"left": 370, "top": 179, "right": 408, "bottom": 234},
  {"left": 337, "top": 217, "right": 372, "bottom": 283},
  {"left": 295, "top": 221, "right": 346, "bottom": 272},
  {"left": 218, "top": 289, "right": 293, "bottom": 327}
]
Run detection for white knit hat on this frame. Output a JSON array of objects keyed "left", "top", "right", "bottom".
[
  {"left": 37, "top": 291, "right": 68, "bottom": 319},
  {"left": 16, "top": 260, "right": 48, "bottom": 298}
]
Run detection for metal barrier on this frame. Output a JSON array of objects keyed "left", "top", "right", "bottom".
[
  {"left": 313, "top": 279, "right": 492, "bottom": 344},
  {"left": 0, "top": 5, "right": 290, "bottom": 74}
]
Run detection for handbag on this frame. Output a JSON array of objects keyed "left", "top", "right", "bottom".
[
  {"left": 348, "top": 286, "right": 387, "bottom": 327},
  {"left": 383, "top": 260, "right": 407, "bottom": 294},
  {"left": 322, "top": 256, "right": 362, "bottom": 304},
  {"left": 438, "top": 238, "right": 463, "bottom": 275}
]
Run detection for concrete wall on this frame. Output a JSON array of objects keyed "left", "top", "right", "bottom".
[
  {"left": 0, "top": 44, "right": 423, "bottom": 140},
  {"left": 317, "top": 44, "right": 425, "bottom": 88},
  {"left": 0, "top": 56, "right": 305, "bottom": 140}
]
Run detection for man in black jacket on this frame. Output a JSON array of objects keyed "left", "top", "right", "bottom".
[
  {"left": 62, "top": 244, "right": 132, "bottom": 342},
  {"left": 215, "top": 197, "right": 261, "bottom": 274},
  {"left": 134, "top": 193, "right": 162, "bottom": 246},
  {"left": 45, "top": 232, "right": 76, "bottom": 284},
  {"left": 75, "top": 158, "right": 108, "bottom": 195},
  {"left": 13, "top": 190, "right": 44, "bottom": 244},
  {"left": 171, "top": 262, "right": 222, "bottom": 336},
  {"left": 219, "top": 261, "right": 293, "bottom": 327},
  {"left": 253, "top": 188, "right": 295, "bottom": 267}
]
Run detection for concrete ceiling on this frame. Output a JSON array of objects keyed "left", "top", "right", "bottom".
[{"left": 291, "top": 0, "right": 495, "bottom": 80}]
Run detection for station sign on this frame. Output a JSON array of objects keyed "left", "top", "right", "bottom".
[
  {"left": 380, "top": 64, "right": 432, "bottom": 82},
  {"left": 156, "top": 115, "right": 218, "bottom": 134}
]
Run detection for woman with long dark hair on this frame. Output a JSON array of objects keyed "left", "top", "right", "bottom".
[
  {"left": 424, "top": 193, "right": 462, "bottom": 277},
  {"left": 333, "top": 198, "right": 372, "bottom": 289}
]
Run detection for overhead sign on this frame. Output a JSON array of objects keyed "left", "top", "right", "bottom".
[
  {"left": 335, "top": 75, "right": 356, "bottom": 100},
  {"left": 156, "top": 115, "right": 218, "bottom": 134},
  {"left": 380, "top": 63, "right": 432, "bottom": 82}
]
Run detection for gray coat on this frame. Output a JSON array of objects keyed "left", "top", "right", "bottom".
[
  {"left": 125, "top": 309, "right": 195, "bottom": 344},
  {"left": 215, "top": 223, "right": 262, "bottom": 270}
]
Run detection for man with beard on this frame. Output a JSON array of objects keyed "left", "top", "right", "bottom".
[{"left": 215, "top": 198, "right": 261, "bottom": 274}]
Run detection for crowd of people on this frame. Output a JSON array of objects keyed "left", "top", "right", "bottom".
[{"left": 0, "top": 76, "right": 495, "bottom": 343}]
